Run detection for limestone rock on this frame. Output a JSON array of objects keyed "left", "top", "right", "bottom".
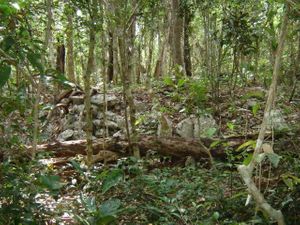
[
  {"left": 175, "top": 117, "right": 194, "bottom": 138},
  {"left": 175, "top": 114, "right": 217, "bottom": 139},
  {"left": 267, "top": 109, "right": 288, "bottom": 131},
  {"left": 194, "top": 114, "right": 217, "bottom": 138},
  {"left": 91, "top": 94, "right": 118, "bottom": 106},
  {"left": 57, "top": 129, "right": 74, "bottom": 141}
]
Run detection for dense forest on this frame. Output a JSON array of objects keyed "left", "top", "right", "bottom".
[{"left": 0, "top": 0, "right": 300, "bottom": 224}]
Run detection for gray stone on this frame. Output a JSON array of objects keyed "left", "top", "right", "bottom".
[
  {"left": 267, "top": 109, "right": 288, "bottom": 131},
  {"left": 112, "top": 130, "right": 125, "bottom": 139},
  {"left": 105, "top": 120, "right": 119, "bottom": 130},
  {"left": 73, "top": 130, "right": 86, "bottom": 139},
  {"left": 91, "top": 94, "right": 118, "bottom": 106},
  {"left": 175, "top": 114, "right": 217, "bottom": 139},
  {"left": 71, "top": 104, "right": 85, "bottom": 114},
  {"left": 175, "top": 117, "right": 194, "bottom": 138},
  {"left": 93, "top": 119, "right": 102, "bottom": 128},
  {"left": 57, "top": 129, "right": 74, "bottom": 141},
  {"left": 194, "top": 114, "right": 217, "bottom": 138}
]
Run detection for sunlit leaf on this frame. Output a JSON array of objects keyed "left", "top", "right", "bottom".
[
  {"left": 252, "top": 102, "right": 260, "bottom": 117},
  {"left": 236, "top": 140, "right": 256, "bottom": 151},
  {"left": 177, "top": 78, "right": 186, "bottom": 88},
  {"left": 210, "top": 140, "right": 222, "bottom": 148},
  {"left": 243, "top": 153, "right": 253, "bottom": 166},
  {"left": 163, "top": 76, "right": 173, "bottom": 86}
]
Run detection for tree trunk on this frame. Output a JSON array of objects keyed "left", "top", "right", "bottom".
[
  {"left": 107, "top": 31, "right": 114, "bottom": 83},
  {"left": 146, "top": 31, "right": 154, "bottom": 87},
  {"left": 183, "top": 8, "right": 192, "bottom": 77},
  {"left": 83, "top": 0, "right": 97, "bottom": 165},
  {"left": 56, "top": 42, "right": 65, "bottom": 74},
  {"left": 170, "top": 0, "right": 184, "bottom": 70},
  {"left": 44, "top": 0, "right": 55, "bottom": 68},
  {"left": 66, "top": 3, "right": 75, "bottom": 83}
]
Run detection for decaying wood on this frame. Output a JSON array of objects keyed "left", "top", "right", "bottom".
[{"left": 27, "top": 136, "right": 225, "bottom": 164}]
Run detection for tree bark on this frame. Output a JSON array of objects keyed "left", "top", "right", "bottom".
[
  {"left": 83, "top": 0, "right": 97, "bottom": 166},
  {"left": 169, "top": 0, "right": 184, "bottom": 70},
  {"left": 66, "top": 3, "right": 75, "bottom": 83},
  {"left": 183, "top": 8, "right": 192, "bottom": 77},
  {"left": 56, "top": 42, "right": 65, "bottom": 74},
  {"left": 107, "top": 31, "right": 114, "bottom": 83},
  {"left": 44, "top": 0, "right": 55, "bottom": 68}
]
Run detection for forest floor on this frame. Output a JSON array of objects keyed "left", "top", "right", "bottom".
[{"left": 1, "top": 79, "right": 300, "bottom": 224}]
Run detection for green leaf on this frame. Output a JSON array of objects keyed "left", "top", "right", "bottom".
[
  {"left": 80, "top": 194, "right": 97, "bottom": 212},
  {"left": 212, "top": 211, "right": 220, "bottom": 220},
  {"left": 102, "top": 169, "right": 123, "bottom": 194},
  {"left": 39, "top": 175, "right": 65, "bottom": 191},
  {"left": 163, "top": 76, "right": 174, "bottom": 86},
  {"left": 210, "top": 140, "right": 221, "bottom": 148},
  {"left": 226, "top": 122, "right": 235, "bottom": 131},
  {"left": 95, "top": 215, "right": 116, "bottom": 225},
  {"left": 0, "top": 64, "right": 11, "bottom": 88},
  {"left": 177, "top": 78, "right": 186, "bottom": 88},
  {"left": 266, "top": 153, "right": 281, "bottom": 168},
  {"left": 281, "top": 174, "right": 300, "bottom": 190},
  {"left": 282, "top": 177, "right": 294, "bottom": 189},
  {"left": 252, "top": 103, "right": 260, "bottom": 117},
  {"left": 243, "top": 153, "right": 253, "bottom": 166},
  {"left": 69, "top": 159, "right": 86, "bottom": 175},
  {"left": 99, "top": 198, "right": 121, "bottom": 216},
  {"left": 236, "top": 140, "right": 256, "bottom": 152}
]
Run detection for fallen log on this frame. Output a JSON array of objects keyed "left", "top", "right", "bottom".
[{"left": 27, "top": 136, "right": 238, "bottom": 163}]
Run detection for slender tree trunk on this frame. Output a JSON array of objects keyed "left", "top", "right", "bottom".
[
  {"left": 183, "top": 8, "right": 192, "bottom": 77},
  {"left": 107, "top": 31, "right": 114, "bottom": 83},
  {"left": 44, "top": 0, "right": 55, "bottom": 68},
  {"left": 84, "top": 0, "right": 97, "bottom": 165},
  {"left": 32, "top": 76, "right": 42, "bottom": 158},
  {"left": 136, "top": 38, "right": 142, "bottom": 84},
  {"left": 238, "top": 6, "right": 289, "bottom": 225},
  {"left": 66, "top": 3, "right": 75, "bottom": 83},
  {"left": 146, "top": 31, "right": 154, "bottom": 88}
]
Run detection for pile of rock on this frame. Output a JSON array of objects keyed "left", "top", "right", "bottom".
[{"left": 45, "top": 89, "right": 219, "bottom": 142}]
